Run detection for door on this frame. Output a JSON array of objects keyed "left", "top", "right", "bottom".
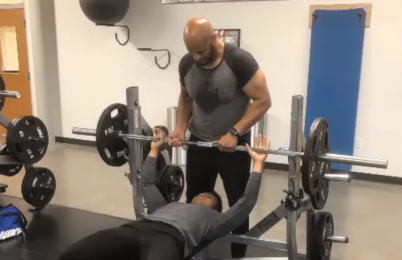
[{"left": 0, "top": 8, "right": 32, "bottom": 135}]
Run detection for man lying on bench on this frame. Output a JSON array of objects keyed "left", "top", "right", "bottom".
[{"left": 59, "top": 128, "right": 270, "bottom": 260}]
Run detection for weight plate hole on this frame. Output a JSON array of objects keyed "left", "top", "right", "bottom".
[
  {"left": 110, "top": 109, "right": 119, "bottom": 119},
  {"left": 25, "top": 119, "right": 35, "bottom": 125},
  {"left": 104, "top": 148, "right": 112, "bottom": 159},
  {"left": 314, "top": 179, "right": 319, "bottom": 188},
  {"left": 15, "top": 144, "right": 23, "bottom": 154}
]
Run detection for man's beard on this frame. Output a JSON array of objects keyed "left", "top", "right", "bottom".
[{"left": 196, "top": 43, "right": 217, "bottom": 66}]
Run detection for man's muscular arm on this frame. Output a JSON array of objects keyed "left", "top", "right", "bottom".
[
  {"left": 176, "top": 85, "right": 193, "bottom": 131},
  {"left": 234, "top": 69, "right": 271, "bottom": 135}
]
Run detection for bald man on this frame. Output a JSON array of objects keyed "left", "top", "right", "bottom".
[{"left": 168, "top": 17, "right": 272, "bottom": 258}]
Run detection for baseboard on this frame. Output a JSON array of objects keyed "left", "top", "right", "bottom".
[
  {"left": 55, "top": 136, "right": 96, "bottom": 147},
  {"left": 265, "top": 162, "right": 402, "bottom": 186},
  {"left": 56, "top": 137, "right": 401, "bottom": 186}
]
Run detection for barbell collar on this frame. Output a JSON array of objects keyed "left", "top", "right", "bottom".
[
  {"left": 71, "top": 127, "right": 388, "bottom": 169},
  {"left": 326, "top": 236, "right": 349, "bottom": 244}
]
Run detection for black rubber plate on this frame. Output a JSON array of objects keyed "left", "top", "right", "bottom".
[
  {"left": 0, "top": 74, "right": 6, "bottom": 112},
  {"left": 156, "top": 165, "right": 184, "bottom": 203},
  {"left": 6, "top": 116, "right": 49, "bottom": 164},
  {"left": 302, "top": 118, "right": 329, "bottom": 196},
  {"left": 314, "top": 212, "right": 334, "bottom": 260},
  {"left": 0, "top": 144, "right": 23, "bottom": 177},
  {"left": 310, "top": 211, "right": 324, "bottom": 260},
  {"left": 21, "top": 167, "right": 56, "bottom": 208},
  {"left": 311, "top": 178, "right": 330, "bottom": 210},
  {"left": 96, "top": 103, "right": 129, "bottom": 166}
]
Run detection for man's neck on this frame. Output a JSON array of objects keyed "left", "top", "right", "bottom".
[{"left": 201, "top": 40, "right": 225, "bottom": 69}]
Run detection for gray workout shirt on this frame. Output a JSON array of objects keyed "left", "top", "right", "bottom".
[
  {"left": 139, "top": 157, "right": 261, "bottom": 257},
  {"left": 179, "top": 43, "right": 260, "bottom": 141}
]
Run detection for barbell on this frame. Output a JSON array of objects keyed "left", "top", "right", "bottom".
[
  {"left": 72, "top": 127, "right": 387, "bottom": 169},
  {"left": 72, "top": 103, "right": 388, "bottom": 204}
]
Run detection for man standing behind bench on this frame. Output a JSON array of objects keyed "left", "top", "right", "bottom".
[{"left": 168, "top": 17, "right": 272, "bottom": 258}]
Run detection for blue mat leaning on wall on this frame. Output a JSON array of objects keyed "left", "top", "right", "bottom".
[{"left": 305, "top": 9, "right": 366, "bottom": 171}]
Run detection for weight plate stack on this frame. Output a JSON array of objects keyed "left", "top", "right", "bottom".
[
  {"left": 302, "top": 118, "right": 329, "bottom": 196},
  {"left": 6, "top": 116, "right": 49, "bottom": 164}
]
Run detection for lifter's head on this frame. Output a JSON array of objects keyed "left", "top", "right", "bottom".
[
  {"left": 191, "top": 190, "right": 223, "bottom": 212},
  {"left": 183, "top": 17, "right": 219, "bottom": 66}
]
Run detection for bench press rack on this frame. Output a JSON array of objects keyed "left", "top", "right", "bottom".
[
  {"left": 74, "top": 87, "right": 388, "bottom": 260},
  {"left": 189, "top": 95, "right": 353, "bottom": 260}
]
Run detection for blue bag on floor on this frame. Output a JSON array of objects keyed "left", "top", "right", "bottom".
[{"left": 0, "top": 204, "right": 27, "bottom": 241}]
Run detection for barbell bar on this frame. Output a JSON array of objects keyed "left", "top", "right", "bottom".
[
  {"left": 72, "top": 127, "right": 388, "bottom": 169},
  {"left": 0, "top": 90, "right": 21, "bottom": 98}
]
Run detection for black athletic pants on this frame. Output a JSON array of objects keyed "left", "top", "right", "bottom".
[
  {"left": 59, "top": 220, "right": 185, "bottom": 260},
  {"left": 186, "top": 133, "right": 252, "bottom": 258}
]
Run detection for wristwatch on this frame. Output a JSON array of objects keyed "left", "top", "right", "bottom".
[{"left": 229, "top": 127, "right": 240, "bottom": 138}]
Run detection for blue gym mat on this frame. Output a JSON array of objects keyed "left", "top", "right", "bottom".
[{"left": 305, "top": 9, "right": 366, "bottom": 170}]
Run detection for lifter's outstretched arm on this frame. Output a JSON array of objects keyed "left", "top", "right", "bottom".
[
  {"left": 206, "top": 136, "right": 270, "bottom": 239},
  {"left": 140, "top": 129, "right": 168, "bottom": 213}
]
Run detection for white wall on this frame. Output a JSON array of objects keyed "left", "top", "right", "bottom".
[
  {"left": 24, "top": 0, "right": 62, "bottom": 146},
  {"left": 54, "top": 0, "right": 402, "bottom": 177},
  {"left": 0, "top": 0, "right": 23, "bottom": 4}
]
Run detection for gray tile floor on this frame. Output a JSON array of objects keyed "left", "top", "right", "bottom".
[{"left": 0, "top": 143, "right": 401, "bottom": 260}]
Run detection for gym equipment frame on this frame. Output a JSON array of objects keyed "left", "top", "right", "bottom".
[{"left": 73, "top": 87, "right": 388, "bottom": 260}]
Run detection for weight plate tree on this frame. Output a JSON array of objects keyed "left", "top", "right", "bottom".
[
  {"left": 0, "top": 88, "right": 55, "bottom": 209},
  {"left": 72, "top": 89, "right": 388, "bottom": 260}
]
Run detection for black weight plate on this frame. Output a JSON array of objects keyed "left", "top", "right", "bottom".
[
  {"left": 311, "top": 178, "right": 330, "bottom": 210},
  {"left": 302, "top": 118, "right": 329, "bottom": 196},
  {"left": 314, "top": 212, "right": 334, "bottom": 260},
  {"left": 154, "top": 125, "right": 169, "bottom": 151},
  {"left": 96, "top": 103, "right": 129, "bottom": 166},
  {"left": 6, "top": 116, "right": 49, "bottom": 164},
  {"left": 310, "top": 211, "right": 324, "bottom": 260},
  {"left": 0, "top": 74, "right": 6, "bottom": 112},
  {"left": 21, "top": 168, "right": 36, "bottom": 205},
  {"left": 157, "top": 165, "right": 184, "bottom": 203},
  {"left": 0, "top": 144, "right": 23, "bottom": 177},
  {"left": 21, "top": 167, "right": 56, "bottom": 208}
]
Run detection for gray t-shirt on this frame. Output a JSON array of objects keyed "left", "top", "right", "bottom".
[
  {"left": 138, "top": 157, "right": 261, "bottom": 257},
  {"left": 179, "top": 43, "right": 260, "bottom": 141}
]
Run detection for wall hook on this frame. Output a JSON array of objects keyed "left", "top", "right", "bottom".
[
  {"left": 96, "top": 23, "right": 130, "bottom": 46},
  {"left": 137, "top": 48, "right": 171, "bottom": 70}
]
